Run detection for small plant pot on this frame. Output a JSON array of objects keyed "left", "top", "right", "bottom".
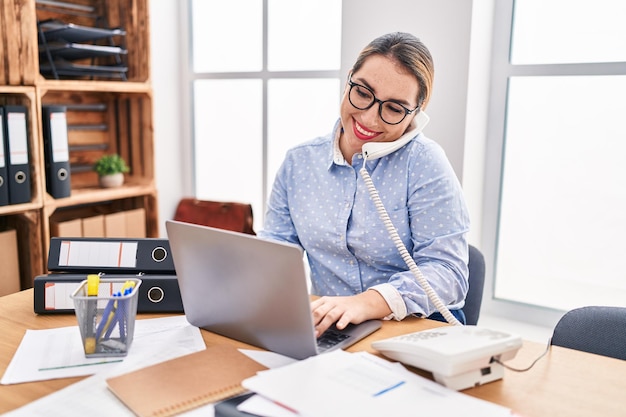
[{"left": 99, "top": 173, "right": 125, "bottom": 188}]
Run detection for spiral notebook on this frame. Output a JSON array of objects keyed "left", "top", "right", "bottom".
[{"left": 106, "top": 344, "right": 267, "bottom": 417}]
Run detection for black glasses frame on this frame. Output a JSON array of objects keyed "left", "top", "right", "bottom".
[{"left": 347, "top": 75, "right": 420, "bottom": 125}]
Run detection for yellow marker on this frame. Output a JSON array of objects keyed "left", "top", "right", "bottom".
[
  {"left": 84, "top": 274, "right": 100, "bottom": 354},
  {"left": 87, "top": 274, "right": 100, "bottom": 296},
  {"left": 84, "top": 337, "right": 96, "bottom": 354}
]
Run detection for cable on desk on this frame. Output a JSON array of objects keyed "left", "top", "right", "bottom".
[{"left": 492, "top": 338, "right": 552, "bottom": 372}]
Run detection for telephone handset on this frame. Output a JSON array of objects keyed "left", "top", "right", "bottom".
[{"left": 361, "top": 111, "right": 430, "bottom": 161}]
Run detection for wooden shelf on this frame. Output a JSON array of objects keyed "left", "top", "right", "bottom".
[
  {"left": 0, "top": 85, "right": 37, "bottom": 95},
  {"left": 0, "top": 201, "right": 43, "bottom": 216},
  {"left": 43, "top": 180, "right": 156, "bottom": 209},
  {"left": 37, "top": 79, "right": 152, "bottom": 94},
  {"left": 0, "top": 0, "right": 157, "bottom": 290}
]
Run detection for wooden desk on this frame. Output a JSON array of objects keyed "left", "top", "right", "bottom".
[{"left": 1, "top": 289, "right": 625, "bottom": 416}]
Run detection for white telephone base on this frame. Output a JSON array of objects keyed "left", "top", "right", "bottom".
[{"left": 371, "top": 325, "right": 522, "bottom": 391}]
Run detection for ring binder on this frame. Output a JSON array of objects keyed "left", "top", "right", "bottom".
[
  {"left": 47, "top": 237, "right": 176, "bottom": 274},
  {"left": 34, "top": 274, "right": 184, "bottom": 314},
  {"left": 42, "top": 105, "right": 72, "bottom": 198},
  {"left": 0, "top": 107, "right": 9, "bottom": 206},
  {"left": 2, "top": 105, "right": 32, "bottom": 205}
]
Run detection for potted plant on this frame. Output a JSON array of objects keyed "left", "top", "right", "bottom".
[{"left": 93, "top": 154, "right": 130, "bottom": 188}]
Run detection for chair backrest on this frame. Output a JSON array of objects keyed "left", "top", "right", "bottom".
[
  {"left": 173, "top": 198, "right": 255, "bottom": 235},
  {"left": 464, "top": 244, "right": 486, "bottom": 326},
  {"left": 551, "top": 306, "right": 626, "bottom": 360}
]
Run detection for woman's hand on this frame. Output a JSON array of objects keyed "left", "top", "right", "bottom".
[{"left": 310, "top": 290, "right": 392, "bottom": 337}]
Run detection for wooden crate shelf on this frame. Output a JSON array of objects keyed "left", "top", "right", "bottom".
[
  {"left": 0, "top": 0, "right": 39, "bottom": 86},
  {"left": 35, "top": 0, "right": 150, "bottom": 83},
  {"left": 0, "top": 210, "right": 45, "bottom": 289},
  {"left": 0, "top": 0, "right": 156, "bottom": 291},
  {"left": 40, "top": 89, "right": 154, "bottom": 191}
]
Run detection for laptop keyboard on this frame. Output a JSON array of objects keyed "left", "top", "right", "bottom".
[{"left": 316, "top": 328, "right": 351, "bottom": 353}]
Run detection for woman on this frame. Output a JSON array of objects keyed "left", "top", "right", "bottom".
[{"left": 258, "top": 32, "right": 470, "bottom": 337}]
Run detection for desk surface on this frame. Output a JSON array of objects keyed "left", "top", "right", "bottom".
[{"left": 1, "top": 289, "right": 625, "bottom": 416}]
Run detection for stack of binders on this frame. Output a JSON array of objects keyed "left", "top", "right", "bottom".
[
  {"left": 34, "top": 237, "right": 184, "bottom": 315},
  {"left": 0, "top": 105, "right": 32, "bottom": 206}
]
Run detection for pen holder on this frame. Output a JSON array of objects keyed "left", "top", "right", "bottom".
[{"left": 71, "top": 277, "right": 142, "bottom": 358}]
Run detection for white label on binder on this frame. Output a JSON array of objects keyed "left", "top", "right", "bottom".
[
  {"left": 45, "top": 282, "right": 80, "bottom": 310},
  {"left": 7, "top": 112, "right": 28, "bottom": 165},
  {"left": 50, "top": 112, "right": 70, "bottom": 162},
  {"left": 58, "top": 241, "right": 139, "bottom": 268}
]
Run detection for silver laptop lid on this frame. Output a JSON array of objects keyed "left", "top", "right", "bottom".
[{"left": 166, "top": 220, "right": 319, "bottom": 359}]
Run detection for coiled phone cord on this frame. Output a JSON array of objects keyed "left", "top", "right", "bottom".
[{"left": 359, "top": 163, "right": 463, "bottom": 326}]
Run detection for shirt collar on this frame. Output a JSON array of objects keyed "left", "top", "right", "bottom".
[{"left": 330, "top": 120, "right": 348, "bottom": 168}]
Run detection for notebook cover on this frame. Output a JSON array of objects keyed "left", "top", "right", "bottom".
[{"left": 106, "top": 344, "right": 267, "bottom": 417}]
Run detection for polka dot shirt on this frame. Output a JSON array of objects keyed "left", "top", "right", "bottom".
[{"left": 258, "top": 120, "right": 470, "bottom": 318}]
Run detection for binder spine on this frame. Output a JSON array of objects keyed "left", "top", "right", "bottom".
[
  {"left": 34, "top": 274, "right": 184, "bottom": 314},
  {"left": 47, "top": 237, "right": 176, "bottom": 273},
  {"left": 2, "top": 105, "right": 32, "bottom": 205},
  {"left": 42, "top": 105, "right": 72, "bottom": 199},
  {"left": 0, "top": 107, "right": 9, "bottom": 206}
]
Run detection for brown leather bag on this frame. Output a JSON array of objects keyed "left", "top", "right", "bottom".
[{"left": 173, "top": 198, "right": 255, "bottom": 235}]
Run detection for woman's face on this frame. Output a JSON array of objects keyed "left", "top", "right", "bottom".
[{"left": 339, "top": 54, "right": 420, "bottom": 161}]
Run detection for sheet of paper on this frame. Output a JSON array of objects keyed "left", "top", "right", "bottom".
[
  {"left": 1, "top": 315, "right": 203, "bottom": 384},
  {"left": 242, "top": 350, "right": 512, "bottom": 417},
  {"left": 3, "top": 316, "right": 207, "bottom": 417},
  {"left": 2, "top": 328, "right": 295, "bottom": 417},
  {"left": 238, "top": 394, "right": 299, "bottom": 417},
  {"left": 238, "top": 349, "right": 297, "bottom": 369}
]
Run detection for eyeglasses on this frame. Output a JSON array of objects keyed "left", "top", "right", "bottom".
[{"left": 347, "top": 75, "right": 420, "bottom": 125}]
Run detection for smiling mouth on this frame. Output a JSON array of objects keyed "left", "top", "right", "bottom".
[{"left": 353, "top": 119, "right": 381, "bottom": 141}]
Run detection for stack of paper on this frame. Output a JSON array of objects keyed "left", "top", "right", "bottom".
[{"left": 241, "top": 350, "right": 512, "bottom": 417}]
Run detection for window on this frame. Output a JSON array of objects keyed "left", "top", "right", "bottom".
[
  {"left": 485, "top": 0, "right": 626, "bottom": 324},
  {"left": 188, "top": 0, "right": 342, "bottom": 231}
]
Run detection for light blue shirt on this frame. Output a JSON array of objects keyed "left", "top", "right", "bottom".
[{"left": 259, "top": 121, "right": 470, "bottom": 318}]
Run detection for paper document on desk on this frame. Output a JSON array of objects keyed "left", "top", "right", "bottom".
[
  {"left": 242, "top": 350, "right": 512, "bottom": 417},
  {"left": 1, "top": 316, "right": 202, "bottom": 385}
]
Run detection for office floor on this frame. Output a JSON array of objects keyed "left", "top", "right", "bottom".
[{"left": 478, "top": 313, "right": 554, "bottom": 344}]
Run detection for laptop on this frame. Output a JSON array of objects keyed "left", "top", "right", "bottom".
[{"left": 165, "top": 220, "right": 382, "bottom": 360}]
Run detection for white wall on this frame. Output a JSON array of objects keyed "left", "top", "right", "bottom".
[{"left": 150, "top": 1, "right": 187, "bottom": 236}]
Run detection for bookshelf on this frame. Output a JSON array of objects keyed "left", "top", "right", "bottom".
[{"left": 0, "top": 0, "right": 157, "bottom": 292}]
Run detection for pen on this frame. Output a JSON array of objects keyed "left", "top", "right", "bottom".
[
  {"left": 39, "top": 359, "right": 123, "bottom": 371},
  {"left": 83, "top": 274, "right": 100, "bottom": 355},
  {"left": 103, "top": 281, "right": 136, "bottom": 341},
  {"left": 115, "top": 281, "right": 136, "bottom": 342},
  {"left": 373, "top": 380, "right": 405, "bottom": 397},
  {"left": 96, "top": 293, "right": 119, "bottom": 340}
]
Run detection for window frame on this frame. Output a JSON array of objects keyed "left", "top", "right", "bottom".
[
  {"left": 182, "top": 0, "right": 341, "bottom": 229},
  {"left": 482, "top": 0, "right": 626, "bottom": 327}
]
